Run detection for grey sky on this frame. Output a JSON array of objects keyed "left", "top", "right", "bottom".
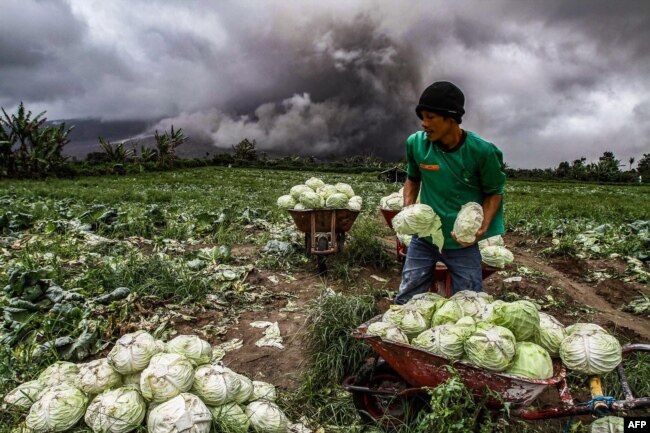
[{"left": 1, "top": 0, "right": 648, "bottom": 168}]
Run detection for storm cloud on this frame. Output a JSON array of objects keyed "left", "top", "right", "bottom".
[{"left": 1, "top": 0, "right": 648, "bottom": 167}]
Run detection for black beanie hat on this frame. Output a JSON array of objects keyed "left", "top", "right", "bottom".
[{"left": 415, "top": 81, "right": 465, "bottom": 124}]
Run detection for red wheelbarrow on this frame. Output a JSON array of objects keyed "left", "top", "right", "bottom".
[{"left": 343, "top": 316, "right": 650, "bottom": 427}]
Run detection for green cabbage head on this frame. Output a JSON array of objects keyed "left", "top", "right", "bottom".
[
  {"left": 483, "top": 300, "right": 540, "bottom": 341},
  {"left": 246, "top": 400, "right": 289, "bottom": 433},
  {"left": 382, "top": 304, "right": 428, "bottom": 338},
  {"left": 107, "top": 330, "right": 162, "bottom": 375},
  {"left": 147, "top": 393, "right": 212, "bottom": 433},
  {"left": 3, "top": 380, "right": 46, "bottom": 411},
  {"left": 453, "top": 202, "right": 483, "bottom": 243},
  {"left": 289, "top": 185, "right": 313, "bottom": 200},
  {"left": 305, "top": 177, "right": 325, "bottom": 191},
  {"left": 348, "top": 195, "right": 363, "bottom": 211},
  {"left": 334, "top": 182, "right": 355, "bottom": 198},
  {"left": 210, "top": 403, "right": 249, "bottom": 433},
  {"left": 233, "top": 373, "right": 254, "bottom": 404},
  {"left": 590, "top": 416, "right": 624, "bottom": 433},
  {"left": 411, "top": 325, "right": 468, "bottom": 360},
  {"left": 251, "top": 381, "right": 277, "bottom": 402},
  {"left": 316, "top": 184, "right": 337, "bottom": 199},
  {"left": 451, "top": 290, "right": 490, "bottom": 319},
  {"left": 366, "top": 321, "right": 409, "bottom": 344},
  {"left": 325, "top": 193, "right": 349, "bottom": 208},
  {"left": 392, "top": 204, "right": 444, "bottom": 250},
  {"left": 140, "top": 353, "right": 195, "bottom": 403},
  {"left": 298, "top": 191, "right": 324, "bottom": 209},
  {"left": 464, "top": 322, "right": 516, "bottom": 372},
  {"left": 533, "top": 312, "right": 567, "bottom": 357},
  {"left": 166, "top": 334, "right": 213, "bottom": 366},
  {"left": 37, "top": 361, "right": 79, "bottom": 387},
  {"left": 77, "top": 358, "right": 122, "bottom": 395},
  {"left": 84, "top": 387, "right": 146, "bottom": 433},
  {"left": 431, "top": 300, "right": 463, "bottom": 326},
  {"left": 192, "top": 364, "right": 242, "bottom": 406},
  {"left": 405, "top": 293, "right": 445, "bottom": 323},
  {"left": 380, "top": 192, "right": 403, "bottom": 210},
  {"left": 276, "top": 195, "right": 296, "bottom": 209},
  {"left": 480, "top": 246, "right": 514, "bottom": 268},
  {"left": 505, "top": 342, "right": 554, "bottom": 379},
  {"left": 26, "top": 384, "right": 89, "bottom": 433},
  {"left": 559, "top": 329, "right": 622, "bottom": 375}
]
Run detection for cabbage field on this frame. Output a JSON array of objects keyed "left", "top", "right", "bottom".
[{"left": 1, "top": 166, "right": 649, "bottom": 432}]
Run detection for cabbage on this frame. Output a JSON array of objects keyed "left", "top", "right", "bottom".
[
  {"left": 483, "top": 300, "right": 540, "bottom": 341},
  {"left": 325, "top": 193, "right": 349, "bottom": 208},
  {"left": 192, "top": 364, "right": 242, "bottom": 406},
  {"left": 147, "top": 393, "right": 212, "bottom": 433},
  {"left": 251, "top": 380, "right": 277, "bottom": 402},
  {"left": 455, "top": 316, "right": 477, "bottom": 335},
  {"left": 140, "top": 353, "right": 195, "bottom": 403},
  {"left": 405, "top": 294, "right": 444, "bottom": 323},
  {"left": 380, "top": 192, "right": 403, "bottom": 210},
  {"left": 305, "top": 177, "right": 325, "bottom": 191},
  {"left": 559, "top": 329, "right": 622, "bottom": 375},
  {"left": 294, "top": 203, "right": 306, "bottom": 210},
  {"left": 26, "top": 384, "right": 89, "bottom": 433},
  {"left": 431, "top": 300, "right": 463, "bottom": 326},
  {"left": 480, "top": 246, "right": 514, "bottom": 268},
  {"left": 478, "top": 235, "right": 504, "bottom": 248},
  {"left": 451, "top": 290, "right": 489, "bottom": 319},
  {"left": 107, "top": 330, "right": 162, "bottom": 375},
  {"left": 382, "top": 304, "right": 428, "bottom": 338},
  {"left": 233, "top": 373, "right": 254, "bottom": 404},
  {"left": 276, "top": 195, "right": 296, "bottom": 209},
  {"left": 566, "top": 323, "right": 606, "bottom": 335},
  {"left": 37, "top": 361, "right": 79, "bottom": 387},
  {"left": 289, "top": 185, "right": 313, "bottom": 200},
  {"left": 453, "top": 202, "right": 483, "bottom": 243},
  {"left": 246, "top": 400, "right": 289, "bottom": 433},
  {"left": 210, "top": 403, "right": 249, "bottom": 433},
  {"left": 392, "top": 204, "right": 444, "bottom": 250},
  {"left": 505, "top": 342, "right": 554, "bottom": 379},
  {"left": 334, "top": 182, "right": 355, "bottom": 198},
  {"left": 316, "top": 184, "right": 337, "bottom": 199},
  {"left": 3, "top": 380, "right": 46, "bottom": 411},
  {"left": 77, "top": 358, "right": 122, "bottom": 395},
  {"left": 533, "top": 312, "right": 567, "bottom": 357},
  {"left": 590, "top": 416, "right": 624, "bottom": 433},
  {"left": 166, "top": 335, "right": 213, "bottom": 366},
  {"left": 366, "top": 321, "right": 409, "bottom": 344},
  {"left": 397, "top": 233, "right": 412, "bottom": 247},
  {"left": 85, "top": 387, "right": 146, "bottom": 433},
  {"left": 298, "top": 191, "right": 324, "bottom": 209},
  {"left": 348, "top": 195, "right": 363, "bottom": 211},
  {"left": 464, "top": 322, "right": 516, "bottom": 372},
  {"left": 411, "top": 325, "right": 467, "bottom": 360},
  {"left": 122, "top": 373, "right": 141, "bottom": 392}
]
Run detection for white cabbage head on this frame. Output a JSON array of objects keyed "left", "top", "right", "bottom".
[
  {"left": 3, "top": 380, "right": 46, "bottom": 411},
  {"left": 505, "top": 342, "right": 554, "bottom": 379},
  {"left": 464, "top": 322, "right": 517, "bottom": 372},
  {"left": 325, "top": 193, "right": 349, "bottom": 208},
  {"left": 233, "top": 373, "right": 254, "bottom": 404},
  {"left": 26, "top": 384, "right": 89, "bottom": 433},
  {"left": 382, "top": 304, "right": 428, "bottom": 338},
  {"left": 305, "top": 177, "right": 325, "bottom": 191},
  {"left": 77, "top": 358, "right": 122, "bottom": 395},
  {"left": 294, "top": 203, "right": 305, "bottom": 210},
  {"left": 589, "top": 416, "right": 624, "bottom": 433},
  {"left": 298, "top": 191, "right": 324, "bottom": 209},
  {"left": 431, "top": 300, "right": 463, "bottom": 326},
  {"left": 252, "top": 380, "right": 277, "bottom": 402},
  {"left": 348, "top": 195, "right": 362, "bottom": 211},
  {"left": 334, "top": 182, "right": 355, "bottom": 198},
  {"left": 37, "top": 361, "right": 79, "bottom": 387},
  {"left": 405, "top": 293, "right": 444, "bottom": 323},
  {"left": 397, "top": 233, "right": 412, "bottom": 247},
  {"left": 380, "top": 192, "right": 403, "bottom": 210},
  {"left": 210, "top": 402, "right": 250, "bottom": 433},
  {"left": 107, "top": 330, "right": 162, "bottom": 375},
  {"left": 192, "top": 364, "right": 242, "bottom": 406},
  {"left": 478, "top": 235, "right": 505, "bottom": 248},
  {"left": 122, "top": 373, "right": 141, "bottom": 392},
  {"left": 533, "top": 312, "right": 567, "bottom": 357},
  {"left": 559, "top": 329, "right": 622, "bottom": 375},
  {"left": 246, "top": 400, "right": 289, "bottom": 433},
  {"left": 366, "top": 321, "right": 409, "bottom": 344},
  {"left": 140, "top": 353, "right": 195, "bottom": 403},
  {"left": 450, "top": 290, "right": 490, "bottom": 319},
  {"left": 84, "top": 387, "right": 146, "bottom": 433},
  {"left": 147, "top": 393, "right": 212, "bottom": 433},
  {"left": 411, "top": 325, "right": 468, "bottom": 360},
  {"left": 392, "top": 204, "right": 444, "bottom": 250},
  {"left": 453, "top": 202, "right": 484, "bottom": 243},
  {"left": 316, "top": 184, "right": 337, "bottom": 199},
  {"left": 276, "top": 195, "right": 296, "bottom": 209},
  {"left": 166, "top": 335, "right": 213, "bottom": 366},
  {"left": 483, "top": 300, "right": 540, "bottom": 342},
  {"left": 289, "top": 185, "right": 313, "bottom": 200},
  {"left": 566, "top": 323, "right": 606, "bottom": 335},
  {"left": 480, "top": 246, "right": 514, "bottom": 268}
]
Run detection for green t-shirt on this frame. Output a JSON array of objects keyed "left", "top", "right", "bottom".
[{"left": 405, "top": 130, "right": 506, "bottom": 249}]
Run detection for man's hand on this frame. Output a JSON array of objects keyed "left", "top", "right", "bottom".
[{"left": 452, "top": 226, "right": 487, "bottom": 247}]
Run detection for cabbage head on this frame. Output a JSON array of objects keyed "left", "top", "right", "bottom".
[
  {"left": 3, "top": 380, "right": 46, "bottom": 411},
  {"left": 147, "top": 393, "right": 212, "bottom": 433},
  {"left": 122, "top": 373, "right": 141, "bottom": 392},
  {"left": 77, "top": 358, "right": 122, "bottom": 395},
  {"left": 298, "top": 191, "right": 324, "bottom": 209},
  {"left": 533, "top": 312, "right": 567, "bottom": 357},
  {"left": 590, "top": 416, "right": 624, "bottom": 433},
  {"left": 166, "top": 335, "right": 213, "bottom": 366},
  {"left": 85, "top": 387, "right": 146, "bottom": 433},
  {"left": 192, "top": 364, "right": 242, "bottom": 406},
  {"left": 382, "top": 304, "right": 428, "bottom": 338},
  {"left": 37, "top": 361, "right": 79, "bottom": 387},
  {"left": 392, "top": 204, "right": 444, "bottom": 250},
  {"left": 26, "top": 384, "right": 89, "bottom": 433},
  {"left": 411, "top": 325, "right": 467, "bottom": 360},
  {"left": 276, "top": 195, "right": 296, "bottom": 209},
  {"left": 289, "top": 184, "right": 313, "bottom": 200},
  {"left": 348, "top": 195, "right": 363, "bottom": 211},
  {"left": 210, "top": 403, "right": 249, "bottom": 433},
  {"left": 334, "top": 182, "right": 355, "bottom": 198},
  {"left": 380, "top": 192, "right": 403, "bottom": 210},
  {"left": 325, "top": 193, "right": 349, "bottom": 208},
  {"left": 294, "top": 203, "right": 305, "bottom": 210},
  {"left": 366, "top": 321, "right": 409, "bottom": 344},
  {"left": 566, "top": 323, "right": 606, "bottom": 335},
  {"left": 140, "top": 353, "right": 195, "bottom": 403},
  {"left": 233, "top": 373, "right": 254, "bottom": 404},
  {"left": 464, "top": 322, "right": 516, "bottom": 372},
  {"left": 453, "top": 202, "right": 483, "bottom": 243},
  {"left": 455, "top": 316, "right": 477, "bottom": 335},
  {"left": 107, "top": 330, "right": 162, "bottom": 375},
  {"left": 505, "top": 342, "right": 554, "bottom": 379},
  {"left": 431, "top": 300, "right": 463, "bottom": 326},
  {"left": 246, "top": 400, "right": 289, "bottom": 433},
  {"left": 316, "top": 184, "right": 337, "bottom": 199},
  {"left": 559, "top": 329, "right": 622, "bottom": 375},
  {"left": 483, "top": 300, "right": 540, "bottom": 341},
  {"left": 480, "top": 246, "right": 514, "bottom": 268},
  {"left": 451, "top": 290, "right": 489, "bottom": 319},
  {"left": 478, "top": 235, "right": 504, "bottom": 248},
  {"left": 305, "top": 177, "right": 325, "bottom": 191},
  {"left": 405, "top": 294, "right": 445, "bottom": 323},
  {"left": 252, "top": 381, "right": 277, "bottom": 402},
  {"left": 397, "top": 233, "right": 412, "bottom": 247}
]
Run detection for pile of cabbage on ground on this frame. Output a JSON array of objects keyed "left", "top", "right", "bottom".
[
  {"left": 277, "top": 177, "right": 362, "bottom": 211},
  {"left": 368, "top": 290, "right": 623, "bottom": 379},
  {"left": 4, "top": 331, "right": 303, "bottom": 433}
]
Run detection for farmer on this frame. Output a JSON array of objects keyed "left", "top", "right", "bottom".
[{"left": 395, "top": 81, "right": 506, "bottom": 304}]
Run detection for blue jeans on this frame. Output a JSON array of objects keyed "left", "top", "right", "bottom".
[{"left": 395, "top": 235, "right": 483, "bottom": 304}]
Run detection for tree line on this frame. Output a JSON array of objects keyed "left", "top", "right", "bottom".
[{"left": 1, "top": 103, "right": 648, "bottom": 183}]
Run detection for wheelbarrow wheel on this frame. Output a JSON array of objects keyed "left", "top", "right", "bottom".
[{"left": 351, "top": 359, "right": 425, "bottom": 428}]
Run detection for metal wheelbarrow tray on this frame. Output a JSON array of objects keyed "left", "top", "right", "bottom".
[{"left": 288, "top": 209, "right": 360, "bottom": 255}]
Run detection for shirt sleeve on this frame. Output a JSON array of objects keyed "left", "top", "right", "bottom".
[
  {"left": 480, "top": 143, "right": 506, "bottom": 195},
  {"left": 405, "top": 134, "right": 421, "bottom": 181}
]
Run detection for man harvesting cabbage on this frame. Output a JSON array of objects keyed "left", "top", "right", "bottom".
[{"left": 395, "top": 81, "right": 506, "bottom": 304}]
